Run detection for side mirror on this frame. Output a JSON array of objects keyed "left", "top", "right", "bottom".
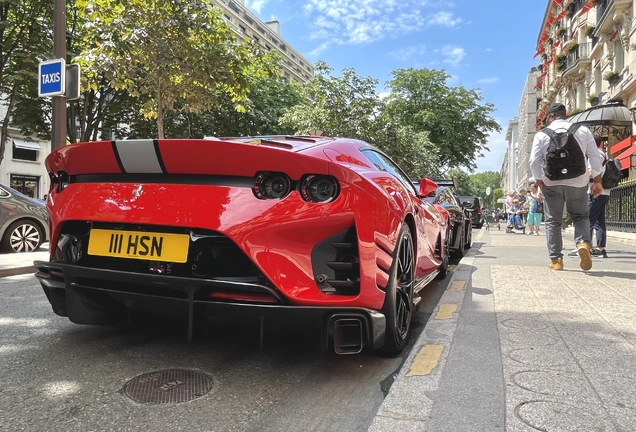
[{"left": 418, "top": 178, "right": 438, "bottom": 197}]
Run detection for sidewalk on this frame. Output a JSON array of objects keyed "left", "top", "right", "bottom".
[
  {"left": 370, "top": 227, "right": 636, "bottom": 431},
  {"left": 0, "top": 243, "right": 49, "bottom": 277}
]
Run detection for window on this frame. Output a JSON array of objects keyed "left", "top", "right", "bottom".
[
  {"left": 265, "top": 44, "right": 271, "bottom": 51},
  {"left": 12, "top": 139, "right": 40, "bottom": 161},
  {"left": 253, "top": 36, "right": 259, "bottom": 43},
  {"left": 361, "top": 149, "right": 417, "bottom": 195},
  {"left": 10, "top": 174, "right": 39, "bottom": 198},
  {"left": 239, "top": 25, "right": 246, "bottom": 34}
]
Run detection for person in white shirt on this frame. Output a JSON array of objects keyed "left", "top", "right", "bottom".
[{"left": 529, "top": 103, "right": 604, "bottom": 271}]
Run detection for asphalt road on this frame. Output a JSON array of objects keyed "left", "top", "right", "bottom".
[{"left": 0, "top": 257, "right": 458, "bottom": 432}]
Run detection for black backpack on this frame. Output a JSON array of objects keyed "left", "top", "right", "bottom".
[
  {"left": 601, "top": 156, "right": 623, "bottom": 189},
  {"left": 541, "top": 124, "right": 587, "bottom": 181}
]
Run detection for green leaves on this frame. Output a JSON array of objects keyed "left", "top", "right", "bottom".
[
  {"left": 75, "top": 0, "right": 276, "bottom": 138},
  {"left": 280, "top": 64, "right": 501, "bottom": 178}
]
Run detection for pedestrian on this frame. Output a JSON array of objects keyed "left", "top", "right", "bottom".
[
  {"left": 507, "top": 198, "right": 524, "bottom": 231},
  {"left": 588, "top": 136, "right": 611, "bottom": 258},
  {"left": 517, "top": 189, "right": 528, "bottom": 225},
  {"left": 529, "top": 103, "right": 604, "bottom": 271},
  {"left": 526, "top": 183, "right": 543, "bottom": 236},
  {"left": 505, "top": 190, "right": 516, "bottom": 208}
]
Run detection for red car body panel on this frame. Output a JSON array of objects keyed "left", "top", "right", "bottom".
[{"left": 36, "top": 136, "right": 447, "bottom": 351}]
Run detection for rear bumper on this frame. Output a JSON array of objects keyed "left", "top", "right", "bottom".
[{"left": 34, "top": 261, "right": 386, "bottom": 351}]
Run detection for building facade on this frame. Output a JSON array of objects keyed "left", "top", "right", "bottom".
[
  {"left": 0, "top": 102, "right": 50, "bottom": 199},
  {"left": 213, "top": 0, "right": 314, "bottom": 83},
  {"left": 532, "top": 0, "right": 636, "bottom": 178}
]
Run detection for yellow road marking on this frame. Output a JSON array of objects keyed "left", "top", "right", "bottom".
[
  {"left": 435, "top": 304, "right": 457, "bottom": 320},
  {"left": 475, "top": 229, "right": 485, "bottom": 242},
  {"left": 448, "top": 280, "right": 466, "bottom": 291},
  {"left": 406, "top": 345, "right": 444, "bottom": 376}
]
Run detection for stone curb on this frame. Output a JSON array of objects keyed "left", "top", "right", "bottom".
[
  {"left": 0, "top": 266, "right": 37, "bottom": 278},
  {"left": 368, "top": 252, "right": 475, "bottom": 431}
]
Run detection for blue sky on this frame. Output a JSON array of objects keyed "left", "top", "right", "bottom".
[{"left": 243, "top": 0, "right": 547, "bottom": 174}]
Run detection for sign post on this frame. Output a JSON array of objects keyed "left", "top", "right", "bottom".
[{"left": 38, "top": 59, "right": 66, "bottom": 97}]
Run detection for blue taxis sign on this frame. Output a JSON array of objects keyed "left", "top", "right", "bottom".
[{"left": 38, "top": 58, "right": 66, "bottom": 97}]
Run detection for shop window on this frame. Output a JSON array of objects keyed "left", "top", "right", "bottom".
[{"left": 10, "top": 174, "right": 39, "bottom": 198}]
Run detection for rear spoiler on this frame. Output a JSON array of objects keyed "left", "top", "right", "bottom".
[
  {"left": 431, "top": 178, "right": 457, "bottom": 189},
  {"left": 45, "top": 139, "right": 331, "bottom": 179}
]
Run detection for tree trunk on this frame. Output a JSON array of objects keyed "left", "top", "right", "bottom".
[
  {"left": 0, "top": 85, "right": 18, "bottom": 168},
  {"left": 156, "top": 76, "right": 164, "bottom": 139}
]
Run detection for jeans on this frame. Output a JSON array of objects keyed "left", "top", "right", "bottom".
[
  {"left": 588, "top": 194, "right": 609, "bottom": 248},
  {"left": 508, "top": 214, "right": 522, "bottom": 229},
  {"left": 542, "top": 184, "right": 590, "bottom": 259}
]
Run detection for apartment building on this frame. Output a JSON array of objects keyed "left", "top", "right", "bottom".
[
  {"left": 213, "top": 0, "right": 314, "bottom": 83},
  {"left": 531, "top": 0, "right": 635, "bottom": 180},
  {"left": 504, "top": 117, "right": 519, "bottom": 193},
  {"left": 0, "top": 103, "right": 50, "bottom": 199}
]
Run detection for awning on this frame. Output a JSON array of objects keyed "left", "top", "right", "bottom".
[
  {"left": 12, "top": 138, "right": 41, "bottom": 151},
  {"left": 534, "top": 47, "right": 545, "bottom": 58},
  {"left": 610, "top": 135, "right": 636, "bottom": 154},
  {"left": 617, "top": 145, "right": 636, "bottom": 169}
]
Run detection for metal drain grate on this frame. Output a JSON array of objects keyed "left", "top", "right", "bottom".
[{"left": 122, "top": 369, "right": 214, "bottom": 404}]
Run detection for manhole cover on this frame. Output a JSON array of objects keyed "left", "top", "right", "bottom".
[{"left": 122, "top": 369, "right": 214, "bottom": 404}]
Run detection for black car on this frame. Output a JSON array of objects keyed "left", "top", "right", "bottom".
[
  {"left": 424, "top": 183, "right": 472, "bottom": 259},
  {"left": 0, "top": 184, "right": 49, "bottom": 252},
  {"left": 457, "top": 196, "right": 484, "bottom": 228}
]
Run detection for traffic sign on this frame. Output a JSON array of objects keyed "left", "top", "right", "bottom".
[
  {"left": 486, "top": 186, "right": 491, "bottom": 196},
  {"left": 38, "top": 58, "right": 66, "bottom": 97}
]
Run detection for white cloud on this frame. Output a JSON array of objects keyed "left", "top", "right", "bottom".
[
  {"left": 306, "top": 42, "right": 331, "bottom": 58},
  {"left": 246, "top": 0, "right": 269, "bottom": 14},
  {"left": 304, "top": 0, "right": 461, "bottom": 45},
  {"left": 477, "top": 77, "right": 499, "bottom": 84},
  {"left": 476, "top": 127, "right": 508, "bottom": 172},
  {"left": 390, "top": 45, "right": 427, "bottom": 61},
  {"left": 441, "top": 45, "right": 465, "bottom": 66},
  {"left": 425, "top": 11, "right": 461, "bottom": 28}
]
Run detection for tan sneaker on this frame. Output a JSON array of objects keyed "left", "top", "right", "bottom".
[
  {"left": 578, "top": 242, "right": 592, "bottom": 271},
  {"left": 548, "top": 258, "right": 563, "bottom": 270}
]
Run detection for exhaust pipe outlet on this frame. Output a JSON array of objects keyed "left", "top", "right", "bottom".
[{"left": 333, "top": 318, "right": 364, "bottom": 354}]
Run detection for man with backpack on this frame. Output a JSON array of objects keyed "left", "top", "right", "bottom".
[{"left": 529, "top": 103, "right": 604, "bottom": 271}]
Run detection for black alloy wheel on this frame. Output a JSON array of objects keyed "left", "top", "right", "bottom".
[
  {"left": 381, "top": 225, "right": 415, "bottom": 354},
  {"left": 465, "top": 221, "right": 472, "bottom": 250},
  {"left": 450, "top": 223, "right": 465, "bottom": 259},
  {"left": 435, "top": 228, "right": 450, "bottom": 280},
  {"left": 1, "top": 220, "right": 43, "bottom": 253}
]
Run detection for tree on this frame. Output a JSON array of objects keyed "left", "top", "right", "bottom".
[
  {"left": 469, "top": 171, "right": 501, "bottom": 206},
  {"left": 280, "top": 61, "right": 382, "bottom": 141},
  {"left": 76, "top": 0, "right": 276, "bottom": 138},
  {"left": 448, "top": 168, "right": 473, "bottom": 196},
  {"left": 384, "top": 68, "right": 501, "bottom": 172},
  {"left": 0, "top": 0, "right": 53, "bottom": 167}
]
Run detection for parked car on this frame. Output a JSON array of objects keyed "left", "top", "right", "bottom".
[
  {"left": 423, "top": 184, "right": 472, "bottom": 259},
  {"left": 35, "top": 136, "right": 449, "bottom": 355},
  {"left": 0, "top": 183, "right": 48, "bottom": 253},
  {"left": 457, "top": 196, "right": 484, "bottom": 228}
]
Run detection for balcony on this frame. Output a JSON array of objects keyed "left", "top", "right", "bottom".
[{"left": 559, "top": 43, "right": 592, "bottom": 76}]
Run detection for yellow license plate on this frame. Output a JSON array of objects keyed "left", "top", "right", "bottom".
[{"left": 87, "top": 229, "right": 190, "bottom": 263}]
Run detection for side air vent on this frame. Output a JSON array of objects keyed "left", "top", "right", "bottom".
[{"left": 312, "top": 228, "right": 360, "bottom": 296}]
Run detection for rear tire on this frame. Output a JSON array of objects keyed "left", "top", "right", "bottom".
[
  {"left": 381, "top": 225, "right": 414, "bottom": 354},
  {"left": 1, "top": 220, "right": 43, "bottom": 253},
  {"left": 435, "top": 230, "right": 450, "bottom": 280},
  {"left": 450, "top": 225, "right": 465, "bottom": 259}
]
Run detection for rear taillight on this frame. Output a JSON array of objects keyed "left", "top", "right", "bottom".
[
  {"left": 253, "top": 172, "right": 291, "bottom": 200},
  {"left": 300, "top": 175, "right": 339, "bottom": 203}
]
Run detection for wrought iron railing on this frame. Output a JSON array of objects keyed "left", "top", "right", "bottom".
[
  {"left": 606, "top": 181, "right": 636, "bottom": 232},
  {"left": 562, "top": 43, "right": 591, "bottom": 73},
  {"left": 596, "top": 0, "right": 612, "bottom": 26}
]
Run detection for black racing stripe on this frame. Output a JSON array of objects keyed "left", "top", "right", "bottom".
[
  {"left": 153, "top": 139, "right": 168, "bottom": 174},
  {"left": 71, "top": 173, "right": 257, "bottom": 188},
  {"left": 111, "top": 141, "right": 127, "bottom": 173}
]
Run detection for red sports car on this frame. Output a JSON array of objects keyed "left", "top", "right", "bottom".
[{"left": 35, "top": 136, "right": 448, "bottom": 354}]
